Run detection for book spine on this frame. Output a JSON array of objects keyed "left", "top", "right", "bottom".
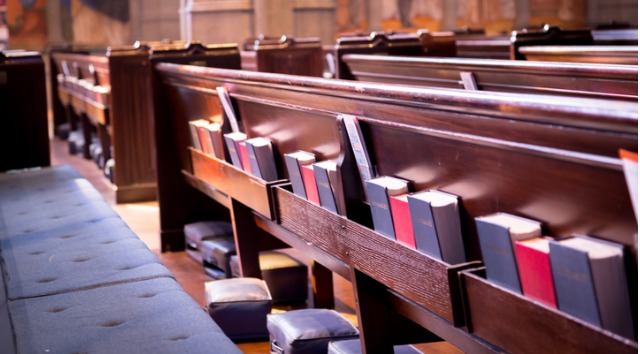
[
  {"left": 238, "top": 142, "right": 252, "bottom": 174},
  {"left": 209, "top": 130, "right": 224, "bottom": 159},
  {"left": 590, "top": 252, "right": 634, "bottom": 339},
  {"left": 389, "top": 195, "right": 416, "bottom": 248},
  {"left": 245, "top": 143, "right": 263, "bottom": 179},
  {"left": 284, "top": 155, "right": 307, "bottom": 199},
  {"left": 189, "top": 122, "right": 202, "bottom": 151},
  {"left": 253, "top": 143, "right": 278, "bottom": 182},
  {"left": 198, "top": 126, "right": 214, "bottom": 156},
  {"left": 434, "top": 202, "right": 466, "bottom": 264},
  {"left": 514, "top": 241, "right": 557, "bottom": 308},
  {"left": 366, "top": 181, "right": 395, "bottom": 239},
  {"left": 548, "top": 241, "right": 601, "bottom": 327},
  {"left": 476, "top": 219, "right": 522, "bottom": 293},
  {"left": 408, "top": 196, "right": 443, "bottom": 260},
  {"left": 301, "top": 165, "right": 320, "bottom": 205},
  {"left": 314, "top": 164, "right": 338, "bottom": 213},
  {"left": 224, "top": 135, "right": 243, "bottom": 169}
]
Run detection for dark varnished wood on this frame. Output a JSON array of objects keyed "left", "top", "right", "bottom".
[
  {"left": 335, "top": 32, "right": 425, "bottom": 80},
  {"left": 460, "top": 268, "right": 637, "bottom": 354},
  {"left": 190, "top": 148, "right": 284, "bottom": 219},
  {"left": 153, "top": 63, "right": 637, "bottom": 353},
  {"left": 53, "top": 42, "right": 242, "bottom": 204},
  {"left": 275, "top": 185, "right": 481, "bottom": 324},
  {"left": 242, "top": 36, "right": 324, "bottom": 77},
  {"left": 0, "top": 51, "right": 50, "bottom": 172},
  {"left": 342, "top": 54, "right": 638, "bottom": 101},
  {"left": 511, "top": 25, "right": 594, "bottom": 60},
  {"left": 518, "top": 45, "right": 639, "bottom": 65}
]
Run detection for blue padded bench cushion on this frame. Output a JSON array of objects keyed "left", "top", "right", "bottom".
[
  {"left": 0, "top": 165, "right": 242, "bottom": 353},
  {"left": 10, "top": 277, "right": 242, "bottom": 354},
  {"left": 1, "top": 218, "right": 173, "bottom": 300}
]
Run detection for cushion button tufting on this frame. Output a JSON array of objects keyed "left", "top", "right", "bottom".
[
  {"left": 37, "top": 277, "right": 58, "bottom": 283},
  {"left": 138, "top": 293, "right": 157, "bottom": 298},
  {"left": 99, "top": 320, "right": 125, "bottom": 328},
  {"left": 47, "top": 307, "right": 68, "bottom": 313},
  {"left": 169, "top": 335, "right": 190, "bottom": 341}
]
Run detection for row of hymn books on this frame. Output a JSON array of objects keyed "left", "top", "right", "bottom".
[
  {"left": 476, "top": 213, "right": 634, "bottom": 340},
  {"left": 284, "top": 151, "right": 340, "bottom": 214},
  {"left": 367, "top": 175, "right": 634, "bottom": 340},
  {"left": 188, "top": 121, "right": 280, "bottom": 182}
]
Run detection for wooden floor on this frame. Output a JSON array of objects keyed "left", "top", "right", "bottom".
[{"left": 49, "top": 136, "right": 462, "bottom": 354}]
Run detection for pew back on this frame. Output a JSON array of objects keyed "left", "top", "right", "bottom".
[{"left": 341, "top": 54, "right": 638, "bottom": 100}]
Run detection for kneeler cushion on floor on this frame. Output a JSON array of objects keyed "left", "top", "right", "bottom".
[
  {"left": 205, "top": 277, "right": 273, "bottom": 341},
  {"left": 267, "top": 308, "right": 359, "bottom": 354}
]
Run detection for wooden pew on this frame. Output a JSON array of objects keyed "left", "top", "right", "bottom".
[
  {"left": 0, "top": 50, "right": 50, "bottom": 172},
  {"left": 48, "top": 44, "right": 101, "bottom": 139},
  {"left": 340, "top": 54, "right": 638, "bottom": 101},
  {"left": 452, "top": 27, "right": 511, "bottom": 60},
  {"left": 518, "top": 45, "right": 638, "bottom": 65},
  {"left": 513, "top": 25, "right": 638, "bottom": 64},
  {"left": 52, "top": 41, "right": 241, "bottom": 203},
  {"left": 240, "top": 35, "right": 324, "bottom": 77},
  {"left": 152, "top": 62, "right": 637, "bottom": 354},
  {"left": 334, "top": 32, "right": 426, "bottom": 80}
]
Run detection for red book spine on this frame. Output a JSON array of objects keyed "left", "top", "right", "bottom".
[
  {"left": 389, "top": 194, "right": 416, "bottom": 249},
  {"left": 238, "top": 141, "right": 252, "bottom": 173},
  {"left": 196, "top": 127, "right": 209, "bottom": 154},
  {"left": 515, "top": 239, "right": 557, "bottom": 308},
  {"left": 301, "top": 165, "right": 320, "bottom": 205}
]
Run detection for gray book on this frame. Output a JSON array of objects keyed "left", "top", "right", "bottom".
[
  {"left": 223, "top": 132, "right": 246, "bottom": 169},
  {"left": 549, "top": 235, "right": 634, "bottom": 339},
  {"left": 475, "top": 213, "right": 541, "bottom": 293},
  {"left": 408, "top": 190, "right": 465, "bottom": 264},
  {"left": 313, "top": 161, "right": 338, "bottom": 213},
  {"left": 284, "top": 151, "right": 315, "bottom": 199},
  {"left": 245, "top": 137, "right": 278, "bottom": 181},
  {"left": 365, "top": 176, "right": 409, "bottom": 240}
]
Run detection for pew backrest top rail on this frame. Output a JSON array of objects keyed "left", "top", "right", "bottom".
[
  {"left": 156, "top": 62, "right": 637, "bottom": 136},
  {"left": 341, "top": 54, "right": 638, "bottom": 101}
]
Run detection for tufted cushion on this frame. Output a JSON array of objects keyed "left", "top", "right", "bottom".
[
  {"left": 202, "top": 235, "right": 236, "bottom": 279},
  {"left": 267, "top": 309, "right": 359, "bottom": 354},
  {"left": 205, "top": 278, "right": 272, "bottom": 341},
  {"left": 230, "top": 250, "right": 309, "bottom": 304},
  {"left": 184, "top": 221, "right": 234, "bottom": 264},
  {"left": 10, "top": 277, "right": 242, "bottom": 354},
  {"left": 1, "top": 218, "right": 173, "bottom": 300},
  {"left": 327, "top": 339, "right": 422, "bottom": 354}
]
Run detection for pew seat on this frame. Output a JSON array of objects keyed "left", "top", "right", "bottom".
[{"left": 0, "top": 165, "right": 241, "bottom": 354}]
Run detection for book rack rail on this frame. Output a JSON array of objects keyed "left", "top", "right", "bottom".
[{"left": 153, "top": 63, "right": 638, "bottom": 354}]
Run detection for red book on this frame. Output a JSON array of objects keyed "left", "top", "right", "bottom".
[
  {"left": 301, "top": 165, "right": 320, "bottom": 205},
  {"left": 514, "top": 237, "right": 557, "bottom": 308},
  {"left": 238, "top": 141, "right": 252, "bottom": 174},
  {"left": 389, "top": 194, "right": 416, "bottom": 249}
]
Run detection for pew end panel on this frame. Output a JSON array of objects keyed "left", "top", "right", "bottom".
[{"left": 0, "top": 51, "right": 50, "bottom": 172}]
